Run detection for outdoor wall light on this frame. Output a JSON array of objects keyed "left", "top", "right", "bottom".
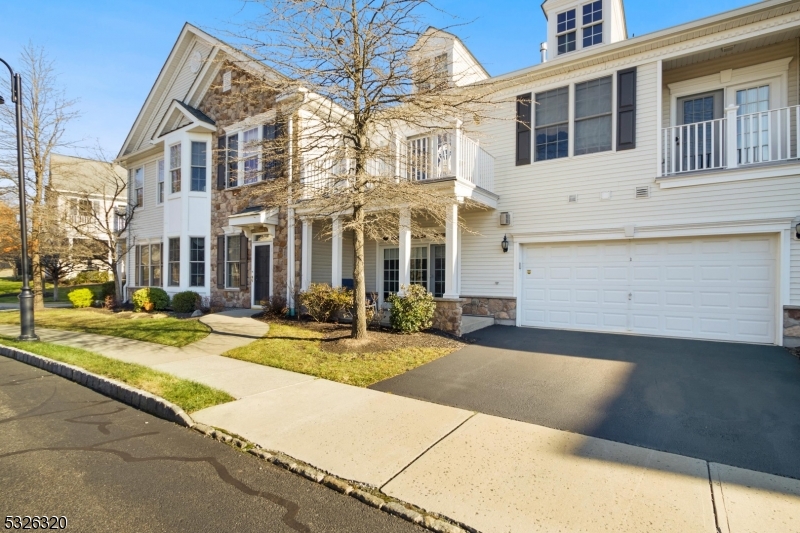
[{"left": 501, "top": 234, "right": 509, "bottom": 253}]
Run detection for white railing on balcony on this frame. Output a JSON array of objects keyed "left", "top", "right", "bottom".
[
  {"left": 662, "top": 104, "right": 800, "bottom": 176},
  {"left": 300, "top": 130, "right": 495, "bottom": 198}
]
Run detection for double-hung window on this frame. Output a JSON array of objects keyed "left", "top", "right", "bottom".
[
  {"left": 169, "top": 143, "right": 181, "bottom": 193},
  {"left": 190, "top": 237, "right": 205, "bottom": 287},
  {"left": 226, "top": 236, "right": 241, "bottom": 288},
  {"left": 582, "top": 1, "right": 603, "bottom": 48},
  {"left": 190, "top": 142, "right": 206, "bottom": 192},
  {"left": 410, "top": 247, "right": 428, "bottom": 288},
  {"left": 168, "top": 237, "right": 180, "bottom": 287},
  {"left": 134, "top": 167, "right": 144, "bottom": 207},
  {"left": 242, "top": 127, "right": 260, "bottom": 185},
  {"left": 574, "top": 76, "right": 613, "bottom": 155},
  {"left": 227, "top": 134, "right": 238, "bottom": 187},
  {"left": 535, "top": 87, "right": 569, "bottom": 161},
  {"left": 136, "top": 243, "right": 162, "bottom": 287},
  {"left": 156, "top": 159, "right": 165, "bottom": 204},
  {"left": 556, "top": 9, "right": 576, "bottom": 55}
]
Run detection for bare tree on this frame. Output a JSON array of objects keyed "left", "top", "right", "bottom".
[
  {"left": 223, "top": 0, "right": 503, "bottom": 339},
  {"left": 0, "top": 44, "right": 79, "bottom": 309},
  {"left": 50, "top": 153, "right": 133, "bottom": 303}
]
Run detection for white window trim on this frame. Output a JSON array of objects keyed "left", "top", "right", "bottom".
[
  {"left": 167, "top": 236, "right": 180, "bottom": 287},
  {"left": 134, "top": 166, "right": 144, "bottom": 207},
  {"left": 168, "top": 142, "right": 182, "bottom": 195},
  {"left": 189, "top": 141, "right": 208, "bottom": 192},
  {"left": 580, "top": 1, "right": 604, "bottom": 49},
  {"left": 156, "top": 159, "right": 165, "bottom": 204},
  {"left": 376, "top": 240, "right": 447, "bottom": 304},
  {"left": 555, "top": 8, "right": 577, "bottom": 56},
  {"left": 225, "top": 127, "right": 263, "bottom": 188},
  {"left": 667, "top": 57, "right": 791, "bottom": 126},
  {"left": 188, "top": 236, "right": 206, "bottom": 288}
]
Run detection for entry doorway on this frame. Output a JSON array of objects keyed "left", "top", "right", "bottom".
[{"left": 253, "top": 244, "right": 271, "bottom": 306}]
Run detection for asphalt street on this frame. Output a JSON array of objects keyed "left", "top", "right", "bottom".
[
  {"left": 0, "top": 357, "right": 425, "bottom": 533},
  {"left": 372, "top": 325, "right": 800, "bottom": 480}
]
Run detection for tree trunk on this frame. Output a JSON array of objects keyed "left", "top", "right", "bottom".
[
  {"left": 351, "top": 205, "right": 368, "bottom": 339},
  {"left": 32, "top": 253, "right": 44, "bottom": 310},
  {"left": 112, "top": 260, "right": 123, "bottom": 303},
  {"left": 52, "top": 277, "right": 59, "bottom": 301}
]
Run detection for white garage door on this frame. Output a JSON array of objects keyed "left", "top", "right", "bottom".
[{"left": 520, "top": 235, "right": 777, "bottom": 344}]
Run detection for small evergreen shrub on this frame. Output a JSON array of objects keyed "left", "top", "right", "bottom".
[
  {"left": 388, "top": 284, "right": 436, "bottom": 333},
  {"left": 299, "top": 283, "right": 353, "bottom": 322},
  {"left": 68, "top": 288, "right": 95, "bottom": 308},
  {"left": 132, "top": 287, "right": 170, "bottom": 312},
  {"left": 172, "top": 291, "right": 201, "bottom": 313},
  {"left": 74, "top": 270, "right": 110, "bottom": 284},
  {"left": 101, "top": 281, "right": 116, "bottom": 298}
]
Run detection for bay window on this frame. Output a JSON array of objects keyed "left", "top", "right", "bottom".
[
  {"left": 190, "top": 237, "right": 205, "bottom": 287},
  {"left": 136, "top": 243, "right": 162, "bottom": 287},
  {"left": 170, "top": 143, "right": 181, "bottom": 193},
  {"left": 190, "top": 142, "right": 207, "bottom": 192},
  {"left": 168, "top": 237, "right": 180, "bottom": 286}
]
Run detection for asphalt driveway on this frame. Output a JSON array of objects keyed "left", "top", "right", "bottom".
[{"left": 370, "top": 326, "right": 800, "bottom": 479}]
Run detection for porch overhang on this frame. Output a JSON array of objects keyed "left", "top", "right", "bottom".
[{"left": 226, "top": 207, "right": 280, "bottom": 239}]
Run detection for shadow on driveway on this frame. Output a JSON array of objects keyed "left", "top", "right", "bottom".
[{"left": 370, "top": 326, "right": 800, "bottom": 479}]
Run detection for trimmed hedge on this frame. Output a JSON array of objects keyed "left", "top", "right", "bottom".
[
  {"left": 388, "top": 284, "right": 436, "bottom": 333},
  {"left": 68, "top": 288, "right": 95, "bottom": 308},
  {"left": 132, "top": 287, "right": 170, "bottom": 312},
  {"left": 172, "top": 291, "right": 201, "bottom": 313}
]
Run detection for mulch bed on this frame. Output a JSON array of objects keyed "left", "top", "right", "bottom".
[{"left": 259, "top": 316, "right": 468, "bottom": 354}]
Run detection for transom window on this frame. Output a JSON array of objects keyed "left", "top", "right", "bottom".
[
  {"left": 156, "top": 159, "right": 165, "bottom": 204},
  {"left": 535, "top": 87, "right": 569, "bottom": 161},
  {"left": 136, "top": 243, "right": 162, "bottom": 287},
  {"left": 168, "top": 237, "right": 180, "bottom": 287},
  {"left": 574, "top": 76, "right": 612, "bottom": 155},
  {"left": 190, "top": 142, "right": 207, "bottom": 192},
  {"left": 190, "top": 237, "right": 205, "bottom": 287},
  {"left": 134, "top": 167, "right": 144, "bottom": 207},
  {"left": 582, "top": 1, "right": 603, "bottom": 48},
  {"left": 169, "top": 143, "right": 181, "bottom": 194},
  {"left": 557, "top": 9, "right": 577, "bottom": 55}
]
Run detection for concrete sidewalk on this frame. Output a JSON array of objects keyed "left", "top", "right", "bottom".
[{"left": 2, "top": 311, "right": 799, "bottom": 532}]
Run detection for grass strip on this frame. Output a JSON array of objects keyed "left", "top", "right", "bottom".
[
  {"left": 0, "top": 336, "right": 233, "bottom": 413},
  {"left": 0, "top": 309, "right": 210, "bottom": 347},
  {"left": 223, "top": 322, "right": 455, "bottom": 387}
]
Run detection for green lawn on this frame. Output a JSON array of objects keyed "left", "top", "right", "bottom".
[
  {"left": 222, "top": 322, "right": 459, "bottom": 387},
  {"left": 0, "top": 336, "right": 233, "bottom": 413},
  {"left": 0, "top": 278, "right": 102, "bottom": 304},
  {"left": 0, "top": 308, "right": 210, "bottom": 347}
]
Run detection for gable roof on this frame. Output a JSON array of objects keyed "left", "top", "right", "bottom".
[
  {"left": 417, "top": 26, "right": 490, "bottom": 78},
  {"left": 152, "top": 99, "right": 216, "bottom": 139}
]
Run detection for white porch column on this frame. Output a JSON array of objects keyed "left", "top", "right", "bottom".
[
  {"left": 300, "top": 218, "right": 313, "bottom": 291},
  {"left": 443, "top": 203, "right": 459, "bottom": 299},
  {"left": 452, "top": 120, "right": 462, "bottom": 179},
  {"left": 725, "top": 104, "right": 740, "bottom": 170},
  {"left": 399, "top": 207, "right": 411, "bottom": 292},
  {"left": 331, "top": 216, "right": 342, "bottom": 287}
]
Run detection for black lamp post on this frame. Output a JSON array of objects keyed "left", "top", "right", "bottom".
[{"left": 1, "top": 57, "right": 38, "bottom": 341}]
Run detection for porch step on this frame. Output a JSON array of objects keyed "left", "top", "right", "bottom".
[{"left": 461, "top": 315, "right": 495, "bottom": 335}]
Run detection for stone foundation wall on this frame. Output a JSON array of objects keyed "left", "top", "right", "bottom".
[
  {"left": 784, "top": 306, "right": 800, "bottom": 347},
  {"left": 433, "top": 298, "right": 463, "bottom": 337},
  {"left": 461, "top": 296, "right": 517, "bottom": 322}
]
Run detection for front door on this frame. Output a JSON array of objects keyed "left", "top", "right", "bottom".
[{"left": 253, "top": 245, "right": 270, "bottom": 305}]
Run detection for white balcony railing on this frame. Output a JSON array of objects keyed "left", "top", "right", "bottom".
[
  {"left": 300, "top": 130, "right": 495, "bottom": 199},
  {"left": 662, "top": 104, "right": 800, "bottom": 176}
]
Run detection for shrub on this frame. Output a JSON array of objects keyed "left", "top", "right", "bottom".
[
  {"left": 100, "top": 281, "right": 116, "bottom": 298},
  {"left": 299, "top": 283, "right": 353, "bottom": 323},
  {"left": 388, "top": 284, "right": 436, "bottom": 333},
  {"left": 132, "top": 287, "right": 170, "bottom": 312},
  {"left": 74, "top": 270, "right": 110, "bottom": 284},
  {"left": 68, "top": 288, "right": 94, "bottom": 308},
  {"left": 103, "top": 294, "right": 117, "bottom": 310},
  {"left": 261, "top": 294, "right": 288, "bottom": 317},
  {"left": 172, "top": 291, "right": 201, "bottom": 313}
]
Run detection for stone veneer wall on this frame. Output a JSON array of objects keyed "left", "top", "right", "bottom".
[
  {"left": 461, "top": 297, "right": 517, "bottom": 322},
  {"left": 198, "top": 63, "right": 294, "bottom": 308},
  {"left": 433, "top": 298, "right": 463, "bottom": 337},
  {"left": 783, "top": 306, "right": 800, "bottom": 347}
]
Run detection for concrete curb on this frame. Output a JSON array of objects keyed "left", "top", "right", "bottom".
[
  {"left": 192, "top": 423, "right": 478, "bottom": 533},
  {"left": 0, "top": 344, "right": 194, "bottom": 428}
]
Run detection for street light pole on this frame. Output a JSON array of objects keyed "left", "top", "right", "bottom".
[{"left": 1, "top": 57, "right": 38, "bottom": 341}]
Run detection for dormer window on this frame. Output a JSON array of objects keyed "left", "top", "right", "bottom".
[
  {"left": 582, "top": 0, "right": 603, "bottom": 48},
  {"left": 556, "top": 10, "right": 577, "bottom": 55}
]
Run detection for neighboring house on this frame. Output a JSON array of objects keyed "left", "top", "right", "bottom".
[
  {"left": 47, "top": 154, "right": 128, "bottom": 280},
  {"left": 118, "top": 0, "right": 800, "bottom": 347}
]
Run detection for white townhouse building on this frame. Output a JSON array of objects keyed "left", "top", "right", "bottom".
[{"left": 119, "top": 0, "right": 800, "bottom": 346}]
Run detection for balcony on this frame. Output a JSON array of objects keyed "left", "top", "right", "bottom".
[
  {"left": 662, "top": 105, "right": 800, "bottom": 176},
  {"left": 300, "top": 129, "right": 496, "bottom": 207}
]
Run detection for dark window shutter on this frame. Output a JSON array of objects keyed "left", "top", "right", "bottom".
[
  {"left": 216, "top": 135, "right": 227, "bottom": 190},
  {"left": 216, "top": 235, "right": 225, "bottom": 289},
  {"left": 516, "top": 93, "right": 532, "bottom": 166},
  {"left": 617, "top": 68, "right": 637, "bottom": 151},
  {"left": 239, "top": 233, "right": 249, "bottom": 289}
]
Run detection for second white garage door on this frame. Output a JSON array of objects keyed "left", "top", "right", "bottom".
[{"left": 520, "top": 235, "right": 777, "bottom": 344}]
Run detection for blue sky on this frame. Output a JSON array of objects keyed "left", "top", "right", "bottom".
[{"left": 0, "top": 0, "right": 754, "bottom": 158}]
